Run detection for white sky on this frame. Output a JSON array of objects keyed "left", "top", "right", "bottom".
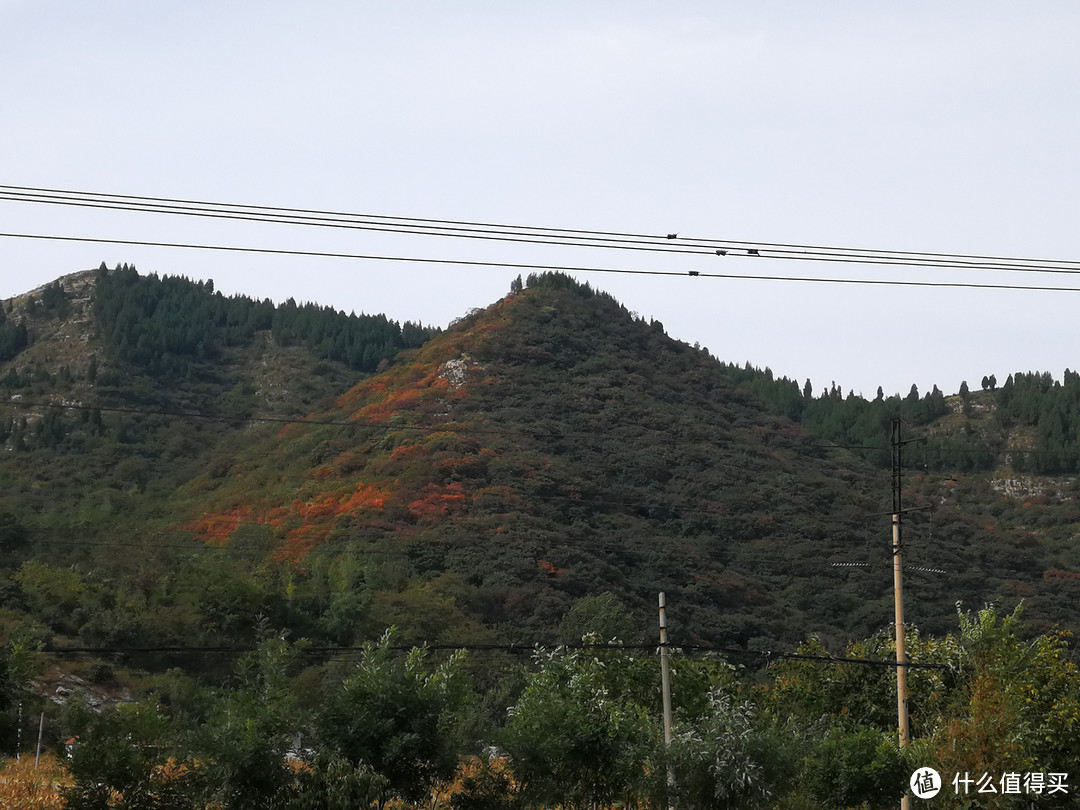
[{"left": 2, "top": 2, "right": 1079, "bottom": 398}]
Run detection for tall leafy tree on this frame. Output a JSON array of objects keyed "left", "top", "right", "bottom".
[
  {"left": 924, "top": 604, "right": 1080, "bottom": 806},
  {"left": 500, "top": 643, "right": 659, "bottom": 809},
  {"left": 198, "top": 635, "right": 302, "bottom": 810},
  {"left": 61, "top": 700, "right": 200, "bottom": 810},
  {"left": 314, "top": 629, "right": 471, "bottom": 809},
  {"left": 666, "top": 690, "right": 800, "bottom": 810}
]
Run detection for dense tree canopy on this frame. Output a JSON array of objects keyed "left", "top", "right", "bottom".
[{"left": 93, "top": 264, "right": 438, "bottom": 375}]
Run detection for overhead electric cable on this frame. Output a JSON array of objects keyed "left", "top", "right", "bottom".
[
  {"left": 26, "top": 537, "right": 888, "bottom": 582},
  {"left": 8, "top": 397, "right": 1075, "bottom": 459},
  {"left": 23, "top": 529, "right": 1056, "bottom": 587},
  {"left": 0, "top": 397, "right": 889, "bottom": 461},
  {"left": 2, "top": 184, "right": 1080, "bottom": 275},
  {"left": 3, "top": 231, "right": 1080, "bottom": 293},
  {"left": 0, "top": 183, "right": 668, "bottom": 240},
  {"left": 37, "top": 641, "right": 951, "bottom": 669},
  {"left": 1, "top": 183, "right": 1073, "bottom": 268},
  {"left": 9, "top": 394, "right": 1074, "bottom": 465}
]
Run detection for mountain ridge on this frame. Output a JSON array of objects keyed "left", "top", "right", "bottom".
[{"left": 1, "top": 267, "right": 1078, "bottom": 666}]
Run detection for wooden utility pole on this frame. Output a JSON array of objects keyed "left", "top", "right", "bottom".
[{"left": 891, "top": 418, "right": 911, "bottom": 810}]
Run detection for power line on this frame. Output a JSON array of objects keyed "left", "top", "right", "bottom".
[
  {"left": 17, "top": 540, "right": 866, "bottom": 579},
  {"left": 5, "top": 230, "right": 1080, "bottom": 294},
  {"left": 10, "top": 395, "right": 1077, "bottom": 462},
  {"left": 3, "top": 184, "right": 1080, "bottom": 278},
  {"left": 0, "top": 184, "right": 1073, "bottom": 273},
  {"left": 36, "top": 641, "right": 951, "bottom": 669},
  {"left": 0, "top": 397, "right": 884, "bottom": 452},
  {"left": 0, "top": 185, "right": 695, "bottom": 251},
  {"left": 17, "top": 510, "right": 1066, "bottom": 586},
  {"left": 18, "top": 529, "right": 890, "bottom": 569},
  {"left": 0, "top": 229, "right": 695, "bottom": 273}
]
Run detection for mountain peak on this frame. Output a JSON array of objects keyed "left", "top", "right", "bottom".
[{"left": 171, "top": 271, "right": 881, "bottom": 647}]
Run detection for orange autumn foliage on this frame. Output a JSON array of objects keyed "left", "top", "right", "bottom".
[
  {"left": 389, "top": 443, "right": 426, "bottom": 462},
  {"left": 407, "top": 483, "right": 467, "bottom": 520},
  {"left": 437, "top": 449, "right": 495, "bottom": 477},
  {"left": 354, "top": 401, "right": 394, "bottom": 424},
  {"left": 334, "top": 379, "right": 387, "bottom": 410},
  {"left": 537, "top": 559, "right": 567, "bottom": 577},
  {"left": 382, "top": 388, "right": 423, "bottom": 411},
  {"left": 432, "top": 755, "right": 519, "bottom": 809},
  {"left": 286, "top": 483, "right": 389, "bottom": 523},
  {"left": 339, "top": 482, "right": 388, "bottom": 512},
  {"left": 183, "top": 505, "right": 255, "bottom": 543},
  {"left": 311, "top": 465, "right": 335, "bottom": 482},
  {"left": 275, "top": 524, "right": 333, "bottom": 561},
  {"left": 188, "top": 481, "right": 390, "bottom": 560}
]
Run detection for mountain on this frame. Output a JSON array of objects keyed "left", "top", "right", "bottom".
[
  {"left": 1, "top": 267, "right": 1078, "bottom": 678},
  {"left": 168, "top": 272, "right": 895, "bottom": 651}
]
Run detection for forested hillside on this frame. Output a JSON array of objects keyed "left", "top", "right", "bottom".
[
  {"left": 0, "top": 268, "right": 1079, "bottom": 808},
  {"left": 2, "top": 268, "right": 1079, "bottom": 652},
  {"left": 93, "top": 264, "right": 435, "bottom": 376},
  {"left": 0, "top": 265, "right": 437, "bottom": 506},
  {"left": 158, "top": 271, "right": 902, "bottom": 653},
  {"left": 725, "top": 362, "right": 1080, "bottom": 473}
]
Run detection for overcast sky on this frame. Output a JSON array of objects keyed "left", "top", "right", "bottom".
[{"left": 2, "top": 2, "right": 1078, "bottom": 398}]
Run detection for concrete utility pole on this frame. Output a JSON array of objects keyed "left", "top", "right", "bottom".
[
  {"left": 35, "top": 712, "right": 44, "bottom": 769},
  {"left": 659, "top": 592, "right": 673, "bottom": 746},
  {"left": 658, "top": 592, "right": 674, "bottom": 806},
  {"left": 892, "top": 418, "right": 911, "bottom": 810}
]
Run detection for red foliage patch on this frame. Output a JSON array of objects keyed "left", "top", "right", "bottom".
[
  {"left": 436, "top": 452, "right": 492, "bottom": 477},
  {"left": 293, "top": 494, "right": 345, "bottom": 521},
  {"left": 389, "top": 444, "right": 426, "bottom": 462},
  {"left": 284, "top": 483, "right": 390, "bottom": 524},
  {"left": 275, "top": 524, "right": 332, "bottom": 561},
  {"left": 384, "top": 388, "right": 423, "bottom": 411},
  {"left": 183, "top": 505, "right": 254, "bottom": 543},
  {"left": 537, "top": 559, "right": 567, "bottom": 577},
  {"left": 340, "top": 482, "right": 388, "bottom": 512},
  {"left": 1044, "top": 568, "right": 1080, "bottom": 582},
  {"left": 355, "top": 401, "right": 394, "bottom": 424},
  {"left": 335, "top": 379, "right": 387, "bottom": 410},
  {"left": 186, "top": 481, "right": 390, "bottom": 561},
  {"left": 407, "top": 482, "right": 468, "bottom": 520}
]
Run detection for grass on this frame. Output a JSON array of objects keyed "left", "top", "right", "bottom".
[{"left": 0, "top": 753, "right": 71, "bottom": 809}]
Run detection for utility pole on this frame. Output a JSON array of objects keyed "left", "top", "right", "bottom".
[
  {"left": 35, "top": 711, "right": 44, "bottom": 769},
  {"left": 892, "top": 418, "right": 911, "bottom": 810},
  {"left": 658, "top": 592, "right": 674, "bottom": 806}
]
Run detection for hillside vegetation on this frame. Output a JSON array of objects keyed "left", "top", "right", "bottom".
[
  {"left": 0, "top": 267, "right": 1078, "bottom": 807},
  {"left": 2, "top": 268, "right": 1079, "bottom": 648}
]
